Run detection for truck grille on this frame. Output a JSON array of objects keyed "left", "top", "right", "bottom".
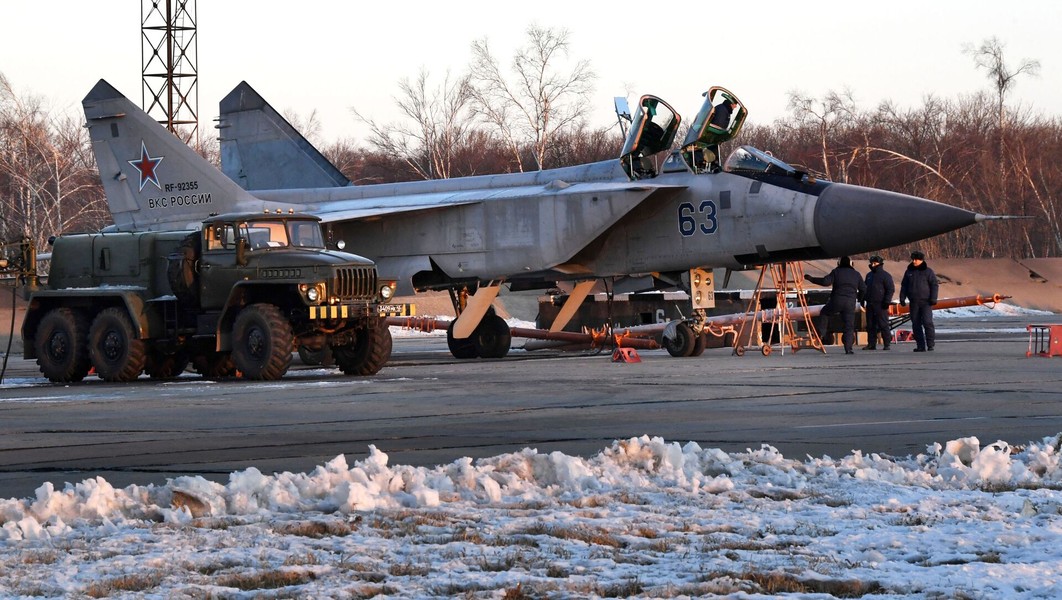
[{"left": 333, "top": 266, "right": 377, "bottom": 301}]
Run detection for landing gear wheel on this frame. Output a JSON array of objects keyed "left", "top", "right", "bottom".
[
  {"left": 145, "top": 349, "right": 189, "bottom": 379},
  {"left": 34, "top": 307, "right": 91, "bottom": 383},
  {"left": 690, "top": 332, "right": 707, "bottom": 357},
  {"left": 761, "top": 344, "right": 773, "bottom": 356},
  {"left": 663, "top": 322, "right": 697, "bottom": 357},
  {"left": 472, "top": 313, "right": 511, "bottom": 359},
  {"left": 89, "top": 307, "right": 147, "bottom": 382},
  {"left": 192, "top": 351, "right": 235, "bottom": 379},
  {"left": 232, "top": 303, "right": 294, "bottom": 380},
  {"left": 334, "top": 321, "right": 393, "bottom": 375},
  {"left": 298, "top": 345, "right": 335, "bottom": 367},
  {"left": 446, "top": 320, "right": 478, "bottom": 359}
]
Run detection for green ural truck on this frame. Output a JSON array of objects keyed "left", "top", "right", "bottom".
[{"left": 22, "top": 211, "right": 398, "bottom": 382}]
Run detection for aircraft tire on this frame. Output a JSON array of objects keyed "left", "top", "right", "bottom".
[
  {"left": 472, "top": 314, "right": 511, "bottom": 359},
  {"left": 690, "top": 332, "right": 707, "bottom": 357},
  {"left": 335, "top": 321, "right": 392, "bottom": 375},
  {"left": 446, "top": 320, "right": 478, "bottom": 359},
  {"left": 232, "top": 303, "right": 294, "bottom": 380},
  {"left": 663, "top": 322, "right": 697, "bottom": 357},
  {"left": 88, "top": 307, "right": 148, "bottom": 382},
  {"left": 34, "top": 307, "right": 92, "bottom": 383}
]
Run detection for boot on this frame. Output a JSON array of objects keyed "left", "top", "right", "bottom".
[{"left": 862, "top": 344, "right": 876, "bottom": 350}]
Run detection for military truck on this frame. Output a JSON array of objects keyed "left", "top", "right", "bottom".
[{"left": 21, "top": 211, "right": 398, "bottom": 382}]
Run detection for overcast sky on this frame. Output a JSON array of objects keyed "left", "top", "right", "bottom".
[{"left": 3, "top": 0, "right": 1060, "bottom": 144}]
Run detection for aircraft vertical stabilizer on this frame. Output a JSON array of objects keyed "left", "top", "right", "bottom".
[
  {"left": 82, "top": 79, "right": 282, "bottom": 232},
  {"left": 219, "top": 81, "right": 351, "bottom": 191}
]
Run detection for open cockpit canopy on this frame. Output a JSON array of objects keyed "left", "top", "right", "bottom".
[{"left": 618, "top": 95, "right": 682, "bottom": 179}]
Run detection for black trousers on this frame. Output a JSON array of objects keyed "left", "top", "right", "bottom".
[
  {"left": 816, "top": 307, "right": 856, "bottom": 351},
  {"left": 865, "top": 304, "right": 891, "bottom": 347},
  {"left": 909, "top": 301, "right": 936, "bottom": 349}
]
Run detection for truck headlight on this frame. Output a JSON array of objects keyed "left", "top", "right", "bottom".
[
  {"left": 379, "top": 282, "right": 395, "bottom": 301},
  {"left": 300, "top": 282, "right": 325, "bottom": 304}
]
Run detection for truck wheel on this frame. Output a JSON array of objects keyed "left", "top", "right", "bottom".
[
  {"left": 34, "top": 307, "right": 92, "bottom": 383},
  {"left": 663, "top": 322, "right": 696, "bottom": 357},
  {"left": 473, "top": 314, "right": 511, "bottom": 359},
  {"left": 145, "top": 349, "right": 189, "bottom": 379},
  {"left": 446, "top": 320, "right": 478, "bottom": 359},
  {"left": 89, "top": 307, "right": 148, "bottom": 382},
  {"left": 232, "top": 303, "right": 293, "bottom": 380},
  {"left": 192, "top": 351, "right": 235, "bottom": 378},
  {"left": 334, "top": 321, "right": 392, "bottom": 375}
]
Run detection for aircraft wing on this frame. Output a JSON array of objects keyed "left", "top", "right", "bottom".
[{"left": 263, "top": 180, "right": 685, "bottom": 225}]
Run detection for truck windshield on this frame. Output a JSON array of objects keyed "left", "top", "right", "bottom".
[{"left": 241, "top": 219, "right": 325, "bottom": 249}]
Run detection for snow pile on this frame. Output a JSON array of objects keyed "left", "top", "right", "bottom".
[
  {"left": 3, "top": 435, "right": 1062, "bottom": 597},
  {"left": 935, "top": 301, "right": 1054, "bottom": 318}
]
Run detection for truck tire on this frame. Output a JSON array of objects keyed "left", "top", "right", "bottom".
[
  {"left": 34, "top": 307, "right": 92, "bottom": 383},
  {"left": 145, "top": 348, "right": 189, "bottom": 379},
  {"left": 88, "top": 307, "right": 148, "bottom": 381},
  {"left": 334, "top": 321, "right": 392, "bottom": 376},
  {"left": 232, "top": 303, "right": 294, "bottom": 380}
]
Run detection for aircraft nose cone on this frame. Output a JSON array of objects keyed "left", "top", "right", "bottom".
[{"left": 814, "top": 183, "right": 979, "bottom": 256}]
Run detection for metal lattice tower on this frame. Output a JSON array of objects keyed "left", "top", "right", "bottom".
[{"left": 141, "top": 0, "right": 199, "bottom": 145}]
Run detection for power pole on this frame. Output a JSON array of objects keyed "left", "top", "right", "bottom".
[{"left": 141, "top": 0, "right": 199, "bottom": 146}]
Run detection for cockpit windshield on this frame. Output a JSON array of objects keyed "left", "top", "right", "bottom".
[{"left": 723, "top": 145, "right": 798, "bottom": 176}]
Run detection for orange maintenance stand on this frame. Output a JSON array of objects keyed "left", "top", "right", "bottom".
[{"left": 1027, "top": 324, "right": 1062, "bottom": 357}]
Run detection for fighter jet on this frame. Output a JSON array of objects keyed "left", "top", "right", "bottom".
[{"left": 83, "top": 79, "right": 989, "bottom": 359}]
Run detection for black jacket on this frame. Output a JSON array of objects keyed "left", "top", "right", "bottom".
[
  {"left": 864, "top": 265, "right": 895, "bottom": 307},
  {"left": 899, "top": 261, "right": 938, "bottom": 304},
  {"left": 808, "top": 266, "right": 866, "bottom": 310}
]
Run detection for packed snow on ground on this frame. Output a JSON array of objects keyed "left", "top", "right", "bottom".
[{"left": 2, "top": 434, "right": 1062, "bottom": 598}]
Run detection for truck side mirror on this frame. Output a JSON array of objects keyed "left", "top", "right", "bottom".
[{"left": 236, "top": 237, "right": 249, "bottom": 266}]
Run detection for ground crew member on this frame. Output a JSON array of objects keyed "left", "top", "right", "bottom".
[
  {"left": 863, "top": 255, "right": 895, "bottom": 350},
  {"left": 805, "top": 256, "right": 866, "bottom": 354},
  {"left": 899, "top": 250, "right": 939, "bottom": 352}
]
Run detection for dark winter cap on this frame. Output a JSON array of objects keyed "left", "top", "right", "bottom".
[
  {"left": 838, "top": 256, "right": 851, "bottom": 267},
  {"left": 910, "top": 250, "right": 925, "bottom": 260},
  {"left": 869, "top": 255, "right": 884, "bottom": 264}
]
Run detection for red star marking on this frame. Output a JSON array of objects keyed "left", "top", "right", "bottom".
[{"left": 128, "top": 141, "right": 164, "bottom": 192}]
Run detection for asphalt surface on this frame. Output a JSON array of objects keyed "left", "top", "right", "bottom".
[{"left": 1, "top": 315, "right": 1060, "bottom": 500}]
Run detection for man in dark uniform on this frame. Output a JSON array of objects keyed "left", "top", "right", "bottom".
[
  {"left": 709, "top": 97, "right": 738, "bottom": 131},
  {"left": 805, "top": 256, "right": 866, "bottom": 354},
  {"left": 862, "top": 255, "right": 895, "bottom": 350},
  {"left": 899, "top": 250, "right": 939, "bottom": 352}
]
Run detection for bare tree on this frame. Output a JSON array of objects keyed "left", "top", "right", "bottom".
[
  {"left": 0, "top": 74, "right": 107, "bottom": 254},
  {"left": 468, "top": 24, "right": 596, "bottom": 171},
  {"left": 964, "top": 37, "right": 1040, "bottom": 131},
  {"left": 784, "top": 89, "right": 857, "bottom": 181},
  {"left": 353, "top": 69, "right": 475, "bottom": 180}
]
